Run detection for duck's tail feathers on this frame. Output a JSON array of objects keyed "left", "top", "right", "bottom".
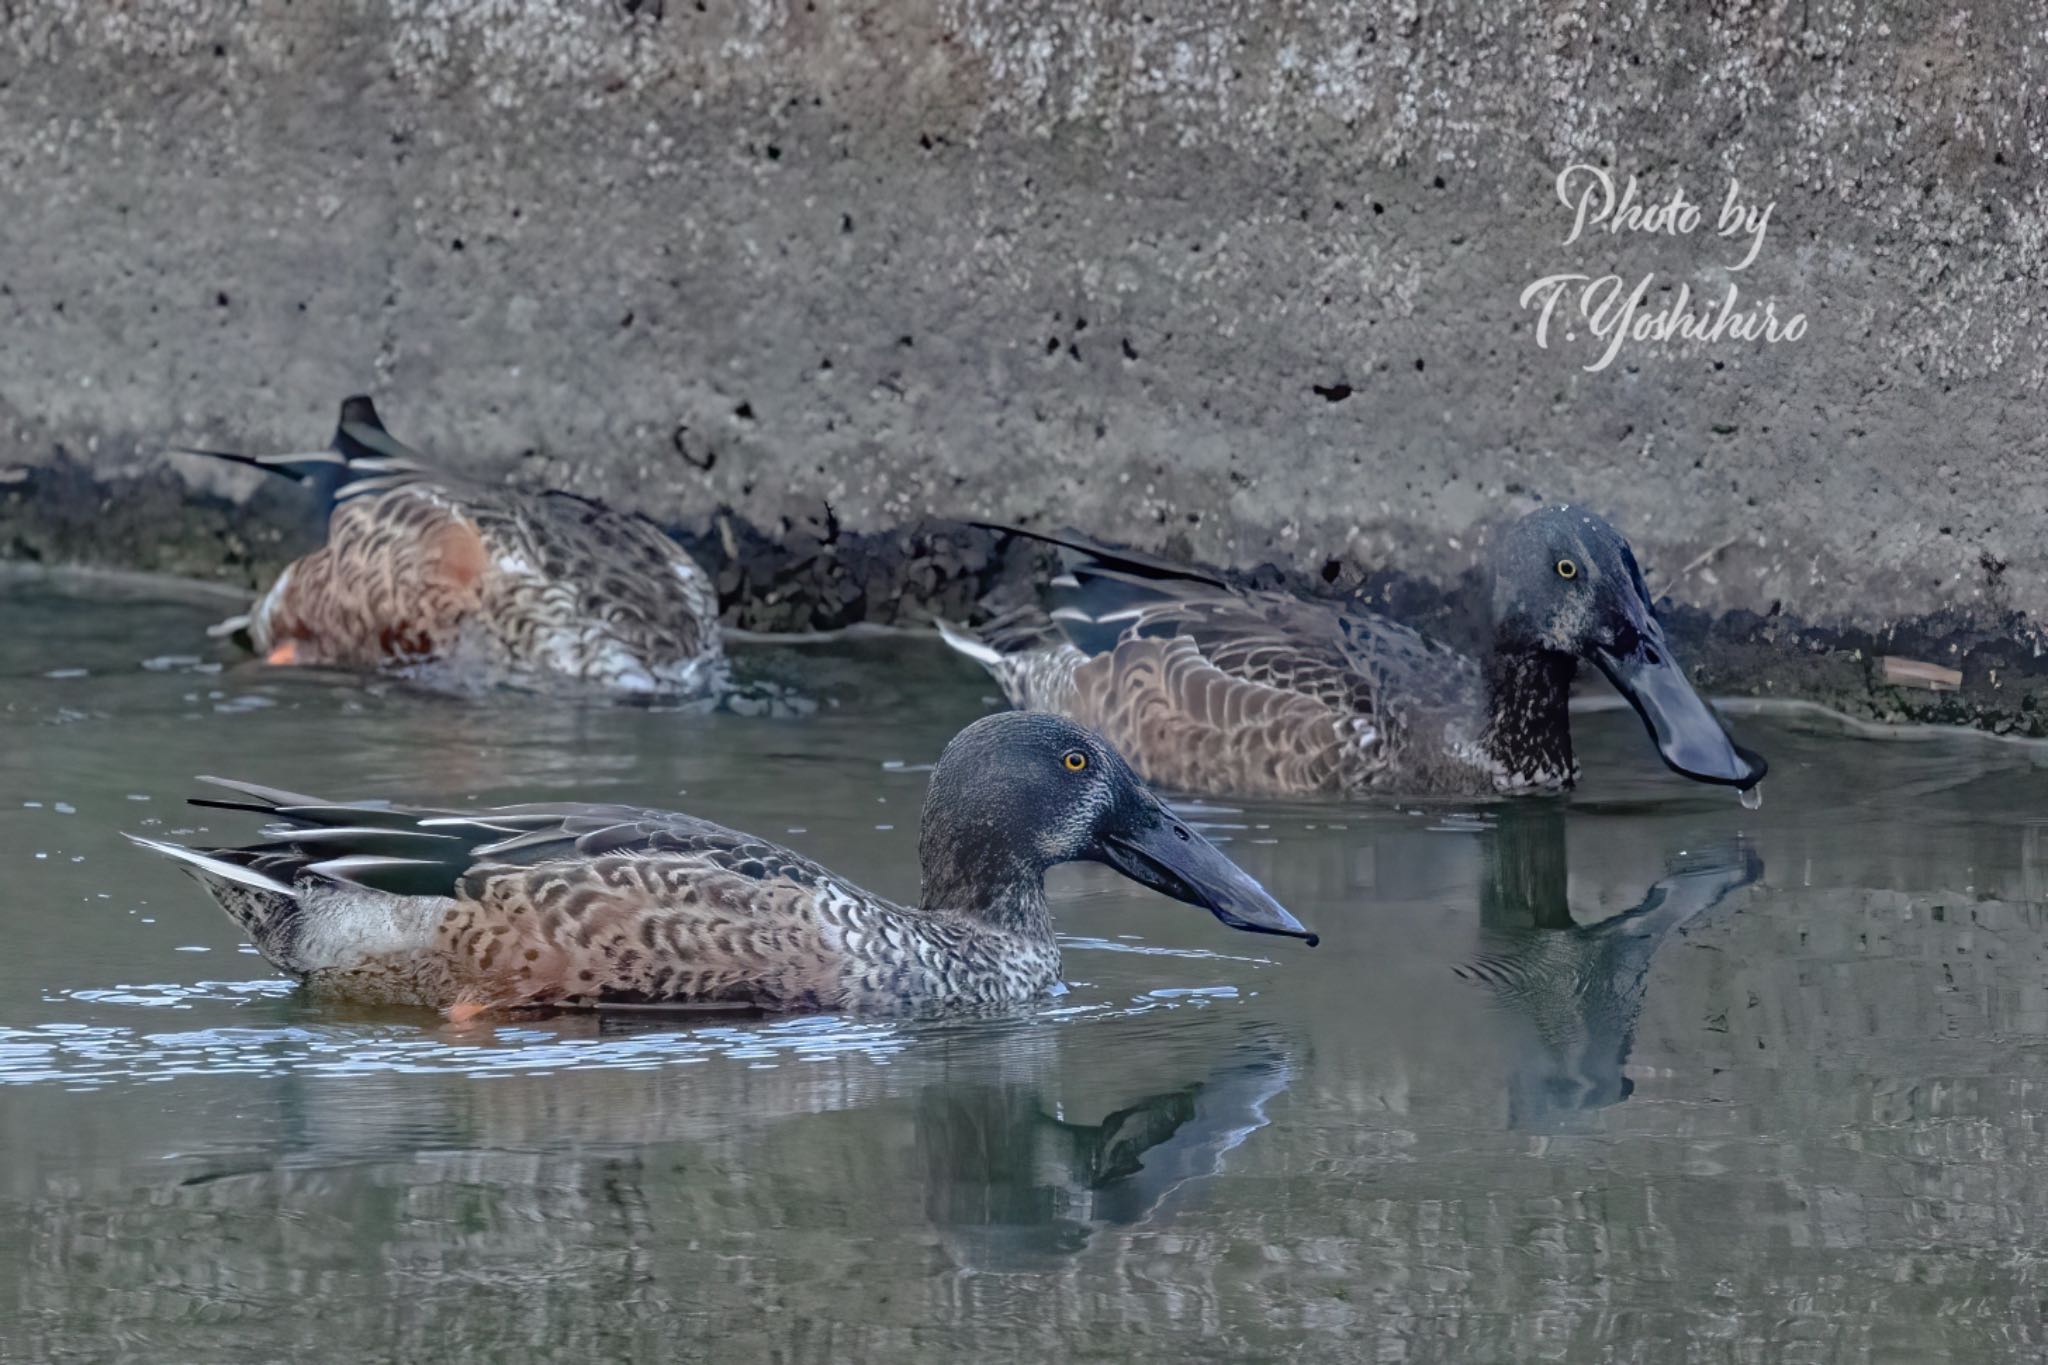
[
  {"left": 124, "top": 832, "right": 309, "bottom": 972},
  {"left": 124, "top": 833, "right": 298, "bottom": 898},
  {"left": 975, "top": 522, "right": 1235, "bottom": 655},
  {"left": 975, "top": 522, "right": 1233, "bottom": 591},
  {"left": 174, "top": 776, "right": 478, "bottom": 898},
  {"left": 935, "top": 618, "right": 1005, "bottom": 669},
  {"left": 936, "top": 616, "right": 1083, "bottom": 712},
  {"left": 167, "top": 395, "right": 431, "bottom": 516}
]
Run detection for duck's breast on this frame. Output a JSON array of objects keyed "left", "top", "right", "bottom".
[{"left": 252, "top": 485, "right": 490, "bottom": 670}]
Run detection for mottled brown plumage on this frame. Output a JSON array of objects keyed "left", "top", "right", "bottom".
[
  {"left": 945, "top": 509, "right": 1767, "bottom": 799},
  {"left": 128, "top": 714, "right": 1312, "bottom": 1018},
  {"left": 179, "top": 397, "right": 723, "bottom": 695}
]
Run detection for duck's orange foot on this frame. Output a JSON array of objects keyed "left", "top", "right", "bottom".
[
  {"left": 443, "top": 1001, "right": 490, "bottom": 1025},
  {"left": 264, "top": 640, "right": 301, "bottom": 667}
]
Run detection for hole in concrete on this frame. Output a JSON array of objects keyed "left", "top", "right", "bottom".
[{"left": 673, "top": 425, "right": 715, "bottom": 472}]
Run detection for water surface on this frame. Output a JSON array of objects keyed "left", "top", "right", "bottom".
[{"left": 4, "top": 574, "right": 2047, "bottom": 1361}]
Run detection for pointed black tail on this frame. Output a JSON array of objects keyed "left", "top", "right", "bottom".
[
  {"left": 170, "top": 395, "right": 412, "bottom": 518},
  {"left": 974, "top": 521, "right": 1232, "bottom": 589}
]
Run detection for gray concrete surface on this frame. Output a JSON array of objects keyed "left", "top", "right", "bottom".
[{"left": 1, "top": 2, "right": 2044, "bottom": 723}]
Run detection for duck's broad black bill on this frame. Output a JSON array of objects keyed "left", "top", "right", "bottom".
[
  {"left": 1092, "top": 795, "right": 1319, "bottom": 945},
  {"left": 1595, "top": 636, "right": 1768, "bottom": 790}
]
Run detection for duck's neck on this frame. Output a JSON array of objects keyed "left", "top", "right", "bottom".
[
  {"left": 1477, "top": 646, "right": 1579, "bottom": 791},
  {"left": 918, "top": 853, "right": 1055, "bottom": 941}
]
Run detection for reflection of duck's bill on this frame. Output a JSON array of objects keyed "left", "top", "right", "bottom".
[
  {"left": 1594, "top": 642, "right": 1767, "bottom": 790},
  {"left": 1095, "top": 798, "right": 1319, "bottom": 946}
]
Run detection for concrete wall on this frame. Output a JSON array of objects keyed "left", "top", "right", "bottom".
[{"left": 2, "top": 2, "right": 2044, "bottom": 720}]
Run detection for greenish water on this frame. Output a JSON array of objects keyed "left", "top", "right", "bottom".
[{"left": 4, "top": 573, "right": 2048, "bottom": 1362}]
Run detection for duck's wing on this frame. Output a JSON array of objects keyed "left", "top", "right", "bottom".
[
  {"left": 974, "top": 525, "right": 1472, "bottom": 794},
  {"left": 141, "top": 779, "right": 883, "bottom": 1011},
  {"left": 465, "top": 488, "right": 723, "bottom": 690},
  {"left": 980, "top": 522, "right": 1395, "bottom": 710},
  {"left": 182, "top": 776, "right": 841, "bottom": 897}
]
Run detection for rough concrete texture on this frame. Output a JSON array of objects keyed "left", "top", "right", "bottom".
[{"left": 1, "top": 2, "right": 2045, "bottom": 724}]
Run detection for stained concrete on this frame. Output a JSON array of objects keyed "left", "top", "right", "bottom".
[{"left": 1, "top": 2, "right": 2044, "bottom": 725}]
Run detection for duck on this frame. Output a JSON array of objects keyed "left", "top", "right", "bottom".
[
  {"left": 125, "top": 712, "right": 1315, "bottom": 1019},
  {"left": 173, "top": 395, "right": 724, "bottom": 695},
  {"left": 940, "top": 506, "right": 1767, "bottom": 799}
]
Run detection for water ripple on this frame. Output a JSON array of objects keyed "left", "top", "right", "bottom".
[
  {"left": 7, "top": 960, "right": 1246, "bottom": 1088},
  {"left": 0, "top": 1010, "right": 919, "bottom": 1088}
]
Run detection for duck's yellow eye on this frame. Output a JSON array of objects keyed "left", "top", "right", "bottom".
[
  {"left": 1062, "top": 750, "right": 1089, "bottom": 772},
  {"left": 1556, "top": 558, "right": 1578, "bottom": 580}
]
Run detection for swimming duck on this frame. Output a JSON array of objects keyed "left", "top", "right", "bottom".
[
  {"left": 175, "top": 396, "right": 724, "bottom": 694},
  {"left": 941, "top": 506, "right": 1766, "bottom": 799},
  {"left": 126, "top": 713, "right": 1314, "bottom": 1018}
]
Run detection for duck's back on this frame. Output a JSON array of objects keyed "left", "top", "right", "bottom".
[
  {"left": 956, "top": 528, "right": 1488, "bottom": 797},
  {"left": 1063, "top": 582, "right": 1487, "bottom": 796}
]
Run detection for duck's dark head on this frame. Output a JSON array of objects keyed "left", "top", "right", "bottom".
[
  {"left": 919, "top": 713, "right": 1315, "bottom": 943},
  {"left": 1488, "top": 506, "right": 1766, "bottom": 791}
]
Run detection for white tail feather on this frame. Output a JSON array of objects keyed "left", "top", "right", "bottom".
[
  {"left": 123, "top": 834, "right": 296, "bottom": 897},
  {"left": 303, "top": 855, "right": 437, "bottom": 882},
  {"left": 935, "top": 619, "right": 1004, "bottom": 667},
  {"left": 416, "top": 815, "right": 545, "bottom": 835},
  {"left": 1076, "top": 604, "right": 1149, "bottom": 624},
  {"left": 254, "top": 826, "right": 460, "bottom": 847},
  {"left": 336, "top": 474, "right": 415, "bottom": 500}
]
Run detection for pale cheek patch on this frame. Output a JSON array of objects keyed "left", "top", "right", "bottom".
[
  {"left": 1543, "top": 533, "right": 1606, "bottom": 651},
  {"left": 1034, "top": 787, "right": 1109, "bottom": 861}
]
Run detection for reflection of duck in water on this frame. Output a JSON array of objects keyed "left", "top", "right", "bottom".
[
  {"left": 915, "top": 1025, "right": 1295, "bottom": 1265},
  {"left": 1455, "top": 809, "right": 1762, "bottom": 1128}
]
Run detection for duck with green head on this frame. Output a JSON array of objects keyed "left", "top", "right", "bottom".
[
  {"left": 942, "top": 506, "right": 1767, "bottom": 800},
  {"left": 128, "top": 713, "right": 1314, "bottom": 1019}
]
